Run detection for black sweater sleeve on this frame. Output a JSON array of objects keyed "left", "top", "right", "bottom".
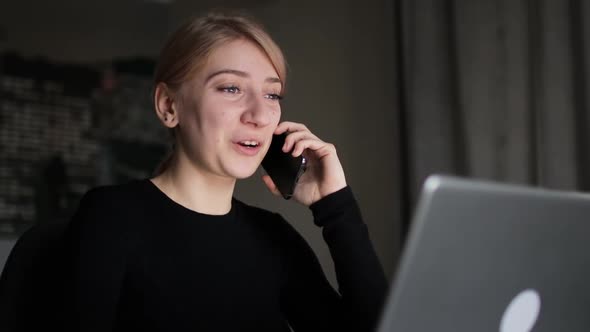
[
  {"left": 282, "top": 186, "right": 388, "bottom": 331},
  {"left": 64, "top": 188, "right": 130, "bottom": 331}
]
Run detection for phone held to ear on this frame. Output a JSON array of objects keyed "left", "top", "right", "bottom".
[{"left": 261, "top": 133, "right": 307, "bottom": 200}]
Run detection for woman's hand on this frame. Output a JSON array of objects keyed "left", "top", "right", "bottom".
[{"left": 261, "top": 121, "right": 347, "bottom": 206}]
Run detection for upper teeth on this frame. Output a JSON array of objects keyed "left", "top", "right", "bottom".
[{"left": 241, "top": 141, "right": 259, "bottom": 146}]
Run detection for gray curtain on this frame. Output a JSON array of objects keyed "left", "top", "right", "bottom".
[{"left": 396, "top": 0, "right": 590, "bottom": 232}]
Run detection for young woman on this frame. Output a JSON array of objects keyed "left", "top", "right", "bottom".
[{"left": 65, "top": 11, "right": 387, "bottom": 331}]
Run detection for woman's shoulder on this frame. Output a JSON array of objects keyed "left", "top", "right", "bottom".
[
  {"left": 232, "top": 199, "right": 305, "bottom": 239},
  {"left": 65, "top": 180, "right": 155, "bottom": 242},
  {"left": 75, "top": 179, "right": 151, "bottom": 218},
  {"left": 82, "top": 178, "right": 147, "bottom": 201},
  {"left": 232, "top": 199, "right": 281, "bottom": 222}
]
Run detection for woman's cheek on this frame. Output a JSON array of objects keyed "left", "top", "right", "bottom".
[{"left": 271, "top": 107, "right": 281, "bottom": 122}]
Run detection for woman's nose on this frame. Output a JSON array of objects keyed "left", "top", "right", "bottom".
[{"left": 240, "top": 93, "right": 272, "bottom": 127}]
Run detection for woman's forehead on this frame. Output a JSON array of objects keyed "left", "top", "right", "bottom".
[{"left": 201, "top": 39, "right": 280, "bottom": 81}]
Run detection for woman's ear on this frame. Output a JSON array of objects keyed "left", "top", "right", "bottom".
[{"left": 154, "top": 82, "right": 179, "bottom": 128}]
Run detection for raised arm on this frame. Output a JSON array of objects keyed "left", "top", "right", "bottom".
[
  {"left": 264, "top": 122, "right": 388, "bottom": 331},
  {"left": 280, "top": 187, "right": 387, "bottom": 331}
]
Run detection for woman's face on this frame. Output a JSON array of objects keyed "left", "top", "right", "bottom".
[{"left": 175, "top": 39, "right": 282, "bottom": 180}]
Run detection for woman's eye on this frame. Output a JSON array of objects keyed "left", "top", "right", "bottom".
[
  {"left": 265, "top": 93, "right": 283, "bottom": 101},
  {"left": 218, "top": 86, "right": 241, "bottom": 94}
]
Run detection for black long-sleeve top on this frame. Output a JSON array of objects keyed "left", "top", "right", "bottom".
[{"left": 64, "top": 179, "right": 387, "bottom": 331}]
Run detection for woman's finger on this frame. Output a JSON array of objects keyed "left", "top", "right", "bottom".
[
  {"left": 291, "top": 138, "right": 336, "bottom": 158},
  {"left": 274, "top": 121, "right": 309, "bottom": 135},
  {"left": 283, "top": 130, "right": 320, "bottom": 152}
]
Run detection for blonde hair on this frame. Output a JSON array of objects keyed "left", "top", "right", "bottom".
[{"left": 152, "top": 10, "right": 287, "bottom": 175}]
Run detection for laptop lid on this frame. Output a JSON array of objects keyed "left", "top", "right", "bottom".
[{"left": 377, "top": 175, "right": 590, "bottom": 332}]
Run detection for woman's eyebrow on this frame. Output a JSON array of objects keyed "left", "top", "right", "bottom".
[
  {"left": 265, "top": 77, "right": 282, "bottom": 84},
  {"left": 205, "top": 69, "right": 281, "bottom": 85},
  {"left": 206, "top": 69, "right": 248, "bottom": 82}
]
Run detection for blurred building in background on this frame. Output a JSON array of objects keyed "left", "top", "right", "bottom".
[{"left": 0, "top": 53, "right": 167, "bottom": 235}]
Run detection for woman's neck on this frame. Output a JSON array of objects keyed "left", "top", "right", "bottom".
[{"left": 150, "top": 152, "right": 235, "bottom": 215}]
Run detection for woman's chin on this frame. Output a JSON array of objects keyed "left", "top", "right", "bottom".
[{"left": 227, "top": 166, "right": 259, "bottom": 180}]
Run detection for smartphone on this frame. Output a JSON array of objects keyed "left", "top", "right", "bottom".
[{"left": 261, "top": 133, "right": 307, "bottom": 199}]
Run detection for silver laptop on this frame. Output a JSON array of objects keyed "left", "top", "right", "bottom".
[{"left": 377, "top": 175, "right": 590, "bottom": 332}]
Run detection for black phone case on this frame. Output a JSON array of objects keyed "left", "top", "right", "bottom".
[{"left": 261, "top": 134, "right": 307, "bottom": 199}]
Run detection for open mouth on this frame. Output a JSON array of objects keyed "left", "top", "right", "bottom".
[{"left": 237, "top": 140, "right": 260, "bottom": 148}]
